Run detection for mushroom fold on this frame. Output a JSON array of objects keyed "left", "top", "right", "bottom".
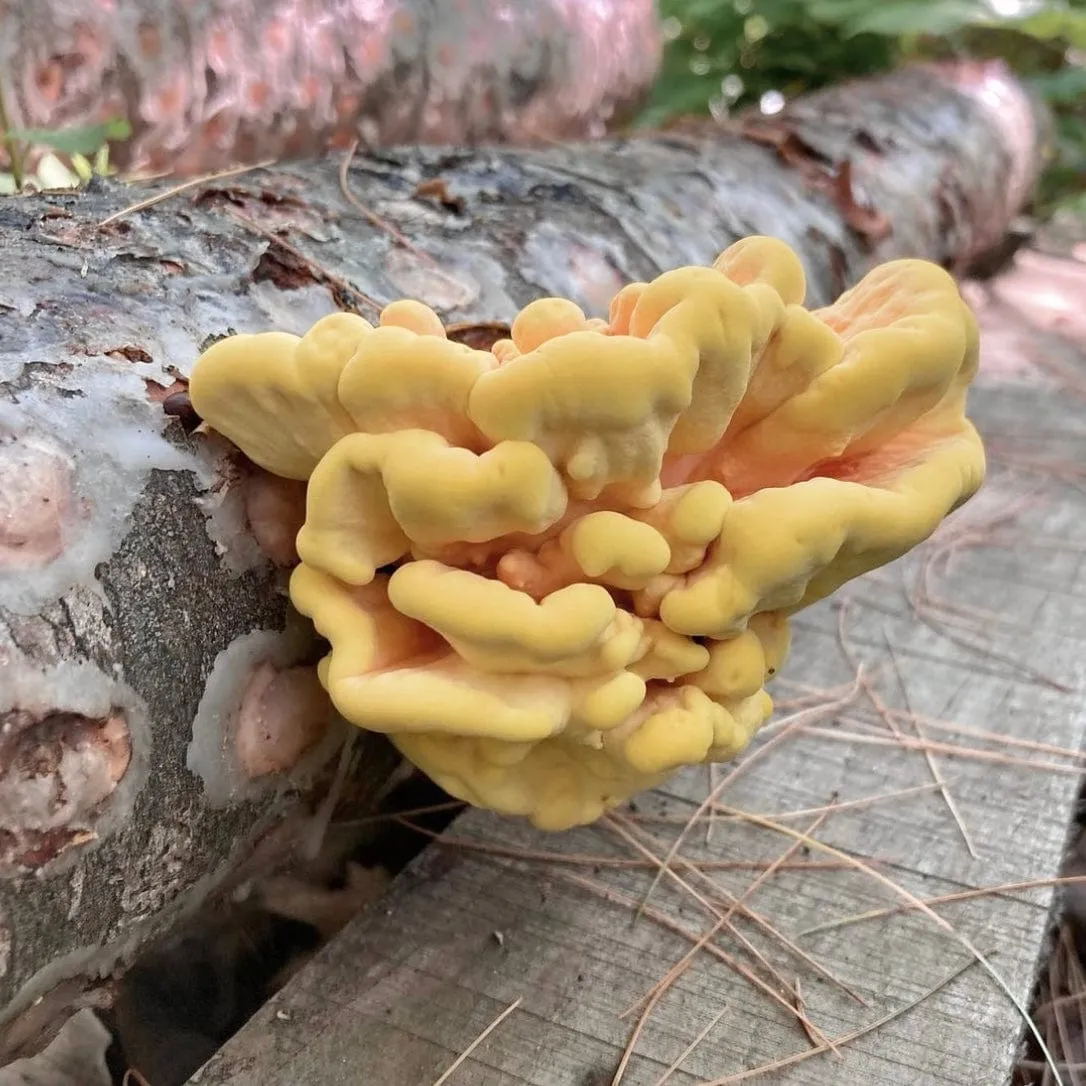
[{"left": 190, "top": 241, "right": 986, "bottom": 830}]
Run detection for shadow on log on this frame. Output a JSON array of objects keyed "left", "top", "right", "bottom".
[{"left": 0, "top": 60, "right": 1045, "bottom": 1052}]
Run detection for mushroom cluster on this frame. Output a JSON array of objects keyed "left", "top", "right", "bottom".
[{"left": 190, "top": 236, "right": 985, "bottom": 830}]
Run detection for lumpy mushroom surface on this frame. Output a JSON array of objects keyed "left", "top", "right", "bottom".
[{"left": 190, "top": 236, "right": 985, "bottom": 830}]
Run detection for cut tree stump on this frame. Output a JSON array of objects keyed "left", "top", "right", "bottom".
[{"left": 0, "top": 62, "right": 1048, "bottom": 1055}]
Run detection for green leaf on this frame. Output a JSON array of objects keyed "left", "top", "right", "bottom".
[
  {"left": 835, "top": 1, "right": 990, "bottom": 38},
  {"left": 1054, "top": 191, "right": 1086, "bottom": 218},
  {"left": 1012, "top": 9, "right": 1086, "bottom": 47},
  {"left": 6, "top": 118, "right": 131, "bottom": 156},
  {"left": 803, "top": 0, "right": 871, "bottom": 24},
  {"left": 1028, "top": 65, "right": 1086, "bottom": 102}
]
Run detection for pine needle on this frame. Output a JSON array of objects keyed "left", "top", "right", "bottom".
[
  {"left": 885, "top": 629, "right": 979, "bottom": 858},
  {"left": 836, "top": 602, "right": 978, "bottom": 857},
  {"left": 802, "top": 725, "right": 1086, "bottom": 777},
  {"left": 712, "top": 803, "right": 1067, "bottom": 1086},
  {"left": 97, "top": 159, "right": 277, "bottom": 226},
  {"left": 430, "top": 997, "right": 522, "bottom": 1086},
  {"left": 840, "top": 710, "right": 1086, "bottom": 765},
  {"left": 612, "top": 983, "right": 668, "bottom": 1086},
  {"left": 618, "top": 811, "right": 835, "bottom": 1024},
  {"left": 651, "top": 1005, "right": 729, "bottom": 1086},
  {"left": 709, "top": 782, "right": 942, "bottom": 823},
  {"left": 613, "top": 816, "right": 867, "bottom": 1007},
  {"left": 635, "top": 682, "right": 862, "bottom": 918},
  {"left": 623, "top": 783, "right": 940, "bottom": 827},
  {"left": 908, "top": 598, "right": 1072, "bottom": 692},
  {"left": 334, "top": 800, "right": 466, "bottom": 827},
  {"left": 798, "top": 875, "right": 1086, "bottom": 938},
  {"left": 696, "top": 956, "right": 982, "bottom": 1085},
  {"left": 606, "top": 817, "right": 856, "bottom": 1037},
  {"left": 338, "top": 140, "right": 437, "bottom": 263},
  {"left": 792, "top": 978, "right": 820, "bottom": 1048},
  {"left": 558, "top": 871, "right": 833, "bottom": 1049},
  {"left": 395, "top": 818, "right": 853, "bottom": 873}
]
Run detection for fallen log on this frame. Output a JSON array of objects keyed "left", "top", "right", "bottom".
[
  {"left": 0, "top": 60, "right": 1046, "bottom": 1045},
  {"left": 0, "top": 0, "right": 661, "bottom": 176}
]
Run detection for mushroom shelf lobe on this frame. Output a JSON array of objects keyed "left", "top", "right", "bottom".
[{"left": 190, "top": 237, "right": 985, "bottom": 830}]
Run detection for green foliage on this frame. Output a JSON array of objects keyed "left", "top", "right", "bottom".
[
  {"left": 643, "top": 0, "right": 1086, "bottom": 217},
  {"left": 0, "top": 94, "right": 130, "bottom": 195},
  {"left": 6, "top": 118, "right": 131, "bottom": 158}
]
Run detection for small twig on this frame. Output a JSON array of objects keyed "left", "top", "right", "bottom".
[
  {"left": 1051, "top": 928, "right": 1083, "bottom": 1086},
  {"left": 430, "top": 997, "right": 522, "bottom": 1086},
  {"left": 651, "top": 1005, "right": 729, "bottom": 1086},
  {"left": 334, "top": 800, "right": 467, "bottom": 827},
  {"left": 302, "top": 730, "right": 356, "bottom": 861},
  {"left": 97, "top": 159, "right": 276, "bottom": 226},
  {"left": 223, "top": 206, "right": 383, "bottom": 314},
  {"left": 122, "top": 1070, "right": 153, "bottom": 1086},
  {"left": 0, "top": 83, "right": 25, "bottom": 190},
  {"left": 698, "top": 957, "right": 983, "bottom": 1085}
]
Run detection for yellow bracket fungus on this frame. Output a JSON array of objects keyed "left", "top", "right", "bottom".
[{"left": 189, "top": 239, "right": 986, "bottom": 830}]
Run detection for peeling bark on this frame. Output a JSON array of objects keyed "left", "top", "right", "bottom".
[{"left": 0, "top": 63, "right": 1046, "bottom": 1041}]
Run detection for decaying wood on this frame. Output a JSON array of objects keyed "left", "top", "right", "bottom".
[
  {"left": 192, "top": 275, "right": 1086, "bottom": 1083},
  {"left": 0, "top": 0, "right": 661, "bottom": 176},
  {"left": 0, "top": 63, "right": 1047, "bottom": 1047}
]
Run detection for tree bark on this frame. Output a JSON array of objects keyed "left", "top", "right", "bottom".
[
  {"left": 0, "top": 62, "right": 1046, "bottom": 1040},
  {"left": 0, "top": 0, "right": 661, "bottom": 176}
]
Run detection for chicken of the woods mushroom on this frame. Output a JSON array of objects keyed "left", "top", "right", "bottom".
[{"left": 189, "top": 236, "right": 985, "bottom": 830}]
